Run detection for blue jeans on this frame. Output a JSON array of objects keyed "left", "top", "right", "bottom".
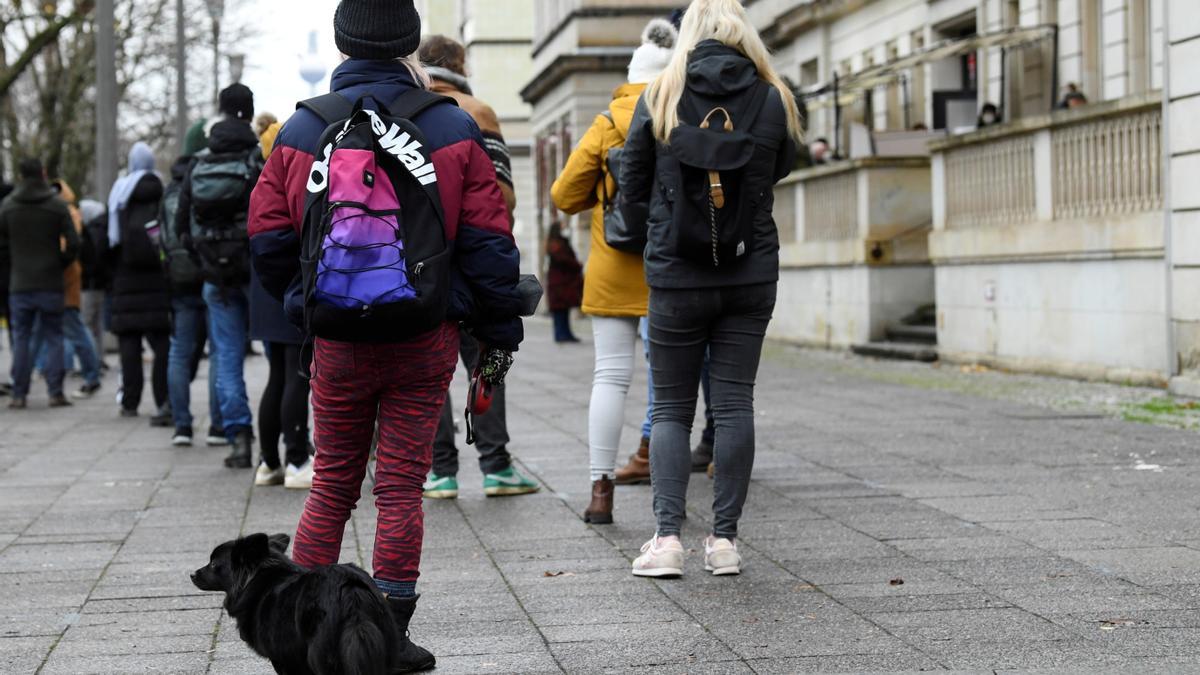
[
  {"left": 169, "top": 295, "right": 222, "bottom": 433},
  {"left": 202, "top": 283, "right": 251, "bottom": 438},
  {"left": 552, "top": 309, "right": 576, "bottom": 342},
  {"left": 33, "top": 308, "right": 101, "bottom": 387},
  {"left": 9, "top": 291, "right": 65, "bottom": 399}
]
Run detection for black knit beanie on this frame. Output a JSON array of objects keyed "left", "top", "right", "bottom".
[
  {"left": 219, "top": 83, "right": 255, "bottom": 121},
  {"left": 335, "top": 0, "right": 422, "bottom": 60}
]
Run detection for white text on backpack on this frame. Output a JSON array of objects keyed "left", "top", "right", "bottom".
[{"left": 368, "top": 111, "right": 438, "bottom": 186}]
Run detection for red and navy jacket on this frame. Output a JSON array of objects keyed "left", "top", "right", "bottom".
[{"left": 247, "top": 59, "right": 524, "bottom": 350}]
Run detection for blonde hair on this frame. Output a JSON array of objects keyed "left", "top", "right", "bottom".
[
  {"left": 338, "top": 52, "right": 431, "bottom": 89},
  {"left": 644, "top": 0, "right": 803, "bottom": 144}
]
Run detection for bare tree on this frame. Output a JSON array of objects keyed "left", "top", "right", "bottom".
[{"left": 0, "top": 0, "right": 246, "bottom": 194}]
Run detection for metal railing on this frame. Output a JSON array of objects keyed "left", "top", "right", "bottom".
[
  {"left": 803, "top": 170, "right": 859, "bottom": 241},
  {"left": 944, "top": 134, "right": 1037, "bottom": 229},
  {"left": 1052, "top": 108, "right": 1162, "bottom": 219}
]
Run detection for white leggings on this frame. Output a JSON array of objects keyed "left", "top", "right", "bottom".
[{"left": 588, "top": 316, "right": 640, "bottom": 482}]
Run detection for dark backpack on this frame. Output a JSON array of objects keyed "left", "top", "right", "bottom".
[
  {"left": 296, "top": 89, "right": 454, "bottom": 343},
  {"left": 190, "top": 147, "right": 263, "bottom": 287},
  {"left": 82, "top": 211, "right": 111, "bottom": 289},
  {"left": 160, "top": 171, "right": 204, "bottom": 292},
  {"left": 597, "top": 112, "right": 645, "bottom": 254},
  {"left": 663, "top": 81, "right": 771, "bottom": 267}
]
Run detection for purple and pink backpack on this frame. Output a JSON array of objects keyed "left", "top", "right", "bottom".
[{"left": 297, "top": 90, "right": 452, "bottom": 343}]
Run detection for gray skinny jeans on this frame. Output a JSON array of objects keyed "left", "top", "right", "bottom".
[{"left": 648, "top": 282, "right": 776, "bottom": 540}]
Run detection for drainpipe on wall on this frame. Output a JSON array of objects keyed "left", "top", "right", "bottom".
[{"left": 1162, "top": 0, "right": 1176, "bottom": 379}]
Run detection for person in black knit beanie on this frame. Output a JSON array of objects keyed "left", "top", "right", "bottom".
[{"left": 334, "top": 0, "right": 422, "bottom": 59}]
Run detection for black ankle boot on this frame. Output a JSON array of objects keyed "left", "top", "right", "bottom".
[
  {"left": 385, "top": 594, "right": 436, "bottom": 673},
  {"left": 224, "top": 429, "right": 253, "bottom": 468}
]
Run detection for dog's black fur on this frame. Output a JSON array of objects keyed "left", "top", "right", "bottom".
[{"left": 192, "top": 533, "right": 397, "bottom": 675}]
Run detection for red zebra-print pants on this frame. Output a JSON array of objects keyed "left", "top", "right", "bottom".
[{"left": 291, "top": 323, "right": 459, "bottom": 583}]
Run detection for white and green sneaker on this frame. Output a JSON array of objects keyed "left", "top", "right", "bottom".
[
  {"left": 482, "top": 467, "right": 540, "bottom": 497},
  {"left": 422, "top": 474, "right": 459, "bottom": 499}
]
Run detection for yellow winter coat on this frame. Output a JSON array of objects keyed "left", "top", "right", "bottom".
[{"left": 551, "top": 83, "right": 649, "bottom": 318}]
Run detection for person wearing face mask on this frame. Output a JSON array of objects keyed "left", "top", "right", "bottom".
[{"left": 977, "top": 102, "right": 1001, "bottom": 128}]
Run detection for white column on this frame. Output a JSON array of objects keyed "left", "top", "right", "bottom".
[
  {"left": 1033, "top": 129, "right": 1054, "bottom": 221},
  {"left": 1167, "top": 0, "right": 1200, "bottom": 393},
  {"left": 931, "top": 152, "right": 947, "bottom": 230}
]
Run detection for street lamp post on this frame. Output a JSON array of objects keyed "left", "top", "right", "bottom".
[
  {"left": 95, "top": 0, "right": 118, "bottom": 197},
  {"left": 175, "top": 0, "right": 187, "bottom": 155},
  {"left": 204, "top": 0, "right": 225, "bottom": 110},
  {"left": 229, "top": 54, "right": 245, "bottom": 84}
]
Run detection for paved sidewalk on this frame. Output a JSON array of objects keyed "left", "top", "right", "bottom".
[{"left": 5, "top": 319, "right": 1200, "bottom": 673}]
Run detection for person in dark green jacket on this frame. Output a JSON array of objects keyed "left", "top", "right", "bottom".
[{"left": 0, "top": 158, "right": 79, "bottom": 408}]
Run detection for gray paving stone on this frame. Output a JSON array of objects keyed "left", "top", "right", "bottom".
[
  {"left": 867, "top": 607, "right": 1075, "bottom": 643},
  {"left": 745, "top": 650, "right": 947, "bottom": 673},
  {"left": 39, "top": 650, "right": 210, "bottom": 674},
  {"left": 10, "top": 318, "right": 1200, "bottom": 671},
  {"left": 429, "top": 650, "right": 562, "bottom": 674},
  {"left": 1060, "top": 547, "right": 1200, "bottom": 586},
  {"left": 0, "top": 635, "right": 57, "bottom": 673}
]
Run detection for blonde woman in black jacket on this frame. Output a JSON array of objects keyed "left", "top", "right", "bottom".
[{"left": 619, "top": 0, "right": 801, "bottom": 578}]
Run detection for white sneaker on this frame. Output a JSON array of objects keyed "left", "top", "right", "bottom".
[
  {"left": 631, "top": 535, "right": 684, "bottom": 578},
  {"left": 254, "top": 462, "right": 285, "bottom": 486},
  {"left": 171, "top": 432, "right": 194, "bottom": 447},
  {"left": 704, "top": 536, "right": 742, "bottom": 576},
  {"left": 284, "top": 458, "right": 314, "bottom": 490}
]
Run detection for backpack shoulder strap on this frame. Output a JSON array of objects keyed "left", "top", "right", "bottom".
[
  {"left": 297, "top": 93, "right": 354, "bottom": 125},
  {"left": 389, "top": 89, "right": 457, "bottom": 120},
  {"left": 299, "top": 89, "right": 456, "bottom": 126}
]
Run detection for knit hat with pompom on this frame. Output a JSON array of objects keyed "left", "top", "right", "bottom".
[{"left": 627, "top": 18, "right": 678, "bottom": 84}]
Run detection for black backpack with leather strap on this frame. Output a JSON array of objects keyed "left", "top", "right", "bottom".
[{"left": 661, "top": 80, "right": 771, "bottom": 268}]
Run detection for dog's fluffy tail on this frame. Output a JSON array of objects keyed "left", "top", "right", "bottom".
[
  {"left": 338, "top": 586, "right": 392, "bottom": 675},
  {"left": 339, "top": 620, "right": 388, "bottom": 675}
]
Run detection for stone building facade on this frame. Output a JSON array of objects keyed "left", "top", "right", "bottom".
[
  {"left": 418, "top": 0, "right": 540, "bottom": 273},
  {"left": 524, "top": 0, "right": 1200, "bottom": 390}
]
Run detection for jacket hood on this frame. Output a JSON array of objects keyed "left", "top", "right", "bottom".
[
  {"left": 128, "top": 142, "right": 155, "bottom": 173},
  {"left": 331, "top": 58, "right": 418, "bottom": 94},
  {"left": 609, "top": 83, "right": 647, "bottom": 135},
  {"left": 427, "top": 66, "right": 472, "bottom": 96},
  {"left": 208, "top": 118, "right": 259, "bottom": 154},
  {"left": 11, "top": 179, "right": 57, "bottom": 204},
  {"left": 686, "top": 40, "right": 758, "bottom": 97}
]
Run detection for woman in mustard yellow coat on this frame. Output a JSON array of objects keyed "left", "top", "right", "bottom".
[{"left": 551, "top": 18, "right": 677, "bottom": 525}]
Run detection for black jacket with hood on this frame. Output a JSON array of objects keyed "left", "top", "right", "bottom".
[
  {"left": 0, "top": 179, "right": 79, "bottom": 294},
  {"left": 619, "top": 40, "right": 797, "bottom": 290},
  {"left": 110, "top": 174, "right": 170, "bottom": 335}
]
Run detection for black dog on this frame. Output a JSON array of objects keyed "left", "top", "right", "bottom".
[{"left": 192, "top": 533, "right": 397, "bottom": 675}]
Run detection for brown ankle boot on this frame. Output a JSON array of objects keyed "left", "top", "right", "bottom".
[
  {"left": 614, "top": 436, "right": 651, "bottom": 485},
  {"left": 584, "top": 476, "right": 614, "bottom": 524}
]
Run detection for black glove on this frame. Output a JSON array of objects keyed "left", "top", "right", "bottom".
[{"left": 478, "top": 347, "right": 514, "bottom": 387}]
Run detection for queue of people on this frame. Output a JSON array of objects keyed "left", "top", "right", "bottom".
[
  {"left": 0, "top": 80, "right": 314, "bottom": 489},
  {"left": 3, "top": 0, "right": 801, "bottom": 669}
]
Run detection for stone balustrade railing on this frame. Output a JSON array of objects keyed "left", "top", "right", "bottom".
[{"left": 931, "top": 93, "right": 1162, "bottom": 230}]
